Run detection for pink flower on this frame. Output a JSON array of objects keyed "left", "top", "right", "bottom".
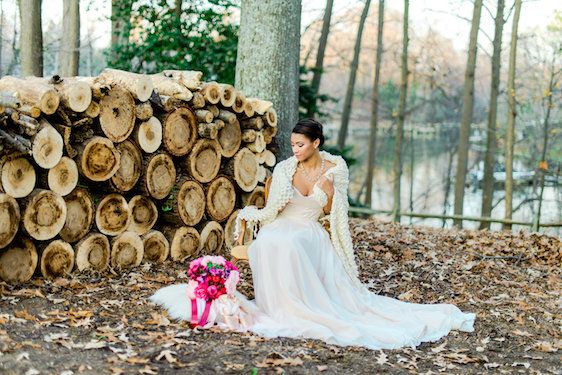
[
  {"left": 207, "top": 285, "right": 218, "bottom": 299},
  {"left": 194, "top": 285, "right": 208, "bottom": 300}
]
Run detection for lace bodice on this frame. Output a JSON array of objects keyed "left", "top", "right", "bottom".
[{"left": 277, "top": 186, "right": 324, "bottom": 222}]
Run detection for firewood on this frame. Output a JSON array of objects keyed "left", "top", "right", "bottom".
[
  {"left": 243, "top": 100, "right": 255, "bottom": 118},
  {"left": 0, "top": 238, "right": 37, "bottom": 283},
  {"left": 142, "top": 230, "right": 169, "bottom": 263},
  {"left": 241, "top": 117, "right": 263, "bottom": 130},
  {"left": 95, "top": 193, "right": 131, "bottom": 236},
  {"left": 207, "top": 104, "right": 219, "bottom": 117},
  {"left": 247, "top": 131, "right": 266, "bottom": 153},
  {"left": 111, "top": 231, "right": 144, "bottom": 270},
  {"left": 75, "top": 232, "right": 110, "bottom": 272},
  {"left": 225, "top": 148, "right": 259, "bottom": 192},
  {"left": 0, "top": 155, "right": 36, "bottom": 198},
  {"left": 128, "top": 195, "right": 158, "bottom": 235},
  {"left": 162, "top": 179, "right": 205, "bottom": 227},
  {"left": 99, "top": 84, "right": 136, "bottom": 142},
  {"left": 195, "top": 109, "right": 214, "bottom": 123},
  {"left": 59, "top": 187, "right": 94, "bottom": 243},
  {"left": 263, "top": 125, "right": 278, "bottom": 144},
  {"left": 31, "top": 119, "right": 64, "bottom": 169},
  {"left": 189, "top": 92, "right": 205, "bottom": 109},
  {"left": 40, "top": 239, "right": 74, "bottom": 279},
  {"left": 135, "top": 101, "right": 153, "bottom": 121},
  {"left": 205, "top": 176, "right": 236, "bottom": 222},
  {"left": 264, "top": 108, "right": 278, "bottom": 127},
  {"left": 162, "top": 107, "right": 197, "bottom": 156},
  {"left": 48, "top": 156, "right": 78, "bottom": 196},
  {"left": 217, "top": 118, "right": 241, "bottom": 158},
  {"left": 0, "top": 128, "right": 32, "bottom": 155},
  {"left": 165, "top": 226, "right": 200, "bottom": 261},
  {"left": 161, "top": 70, "right": 203, "bottom": 90},
  {"left": 98, "top": 68, "right": 153, "bottom": 102},
  {"left": 232, "top": 91, "right": 245, "bottom": 114},
  {"left": 246, "top": 98, "right": 273, "bottom": 115},
  {"left": 218, "top": 84, "right": 236, "bottom": 108},
  {"left": 140, "top": 152, "right": 176, "bottom": 200},
  {"left": 198, "top": 221, "right": 225, "bottom": 256},
  {"left": 54, "top": 79, "right": 92, "bottom": 112},
  {"left": 242, "top": 186, "right": 266, "bottom": 208},
  {"left": 201, "top": 82, "right": 221, "bottom": 104},
  {"left": 134, "top": 116, "right": 162, "bottom": 153},
  {"left": 84, "top": 100, "right": 100, "bottom": 118},
  {"left": 186, "top": 139, "right": 222, "bottom": 183},
  {"left": 242, "top": 129, "right": 257, "bottom": 143},
  {"left": 217, "top": 109, "right": 237, "bottom": 125},
  {"left": 258, "top": 149, "right": 276, "bottom": 167},
  {"left": 0, "top": 76, "right": 60, "bottom": 115},
  {"left": 22, "top": 189, "right": 67, "bottom": 241},
  {"left": 150, "top": 74, "right": 193, "bottom": 101},
  {"left": 76, "top": 136, "right": 121, "bottom": 182},
  {"left": 0, "top": 194, "right": 20, "bottom": 249},
  {"left": 111, "top": 140, "right": 142, "bottom": 192},
  {"left": 197, "top": 122, "right": 219, "bottom": 139}
]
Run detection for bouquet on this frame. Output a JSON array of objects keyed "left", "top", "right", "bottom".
[{"left": 186, "top": 255, "right": 240, "bottom": 328}]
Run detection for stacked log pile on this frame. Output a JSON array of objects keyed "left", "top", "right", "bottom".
[{"left": 0, "top": 69, "right": 278, "bottom": 283}]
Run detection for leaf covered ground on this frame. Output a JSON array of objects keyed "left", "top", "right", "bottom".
[{"left": 1, "top": 218, "right": 560, "bottom": 374}]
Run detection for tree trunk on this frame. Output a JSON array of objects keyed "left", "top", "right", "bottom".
[
  {"left": 206, "top": 176, "right": 236, "bottom": 222},
  {"left": 162, "top": 107, "right": 198, "bottom": 156},
  {"left": 95, "top": 193, "right": 131, "bottom": 236},
  {"left": 0, "top": 238, "right": 37, "bottom": 283},
  {"left": 365, "top": 0, "right": 385, "bottom": 207},
  {"left": 480, "top": 0, "right": 505, "bottom": 230},
  {"left": 453, "top": 0, "right": 483, "bottom": 227},
  {"left": 166, "top": 226, "right": 200, "bottom": 261},
  {"left": 140, "top": 152, "right": 176, "bottom": 200},
  {"left": 142, "top": 230, "right": 169, "bottom": 263},
  {"left": 59, "top": 187, "right": 94, "bottom": 243},
  {"left": 110, "top": 0, "right": 133, "bottom": 66},
  {"left": 235, "top": 0, "right": 301, "bottom": 160},
  {"left": 392, "top": 0, "right": 409, "bottom": 222},
  {"left": 337, "top": 0, "right": 371, "bottom": 150},
  {"left": 503, "top": 0, "right": 522, "bottom": 230},
  {"left": 0, "top": 194, "right": 20, "bottom": 249},
  {"left": 162, "top": 179, "right": 205, "bottom": 226},
  {"left": 22, "top": 189, "right": 67, "bottom": 241},
  {"left": 75, "top": 232, "right": 110, "bottom": 272},
  {"left": 76, "top": 136, "right": 121, "bottom": 182},
  {"left": 40, "top": 239, "right": 74, "bottom": 279},
  {"left": 307, "top": 0, "right": 334, "bottom": 117},
  {"left": 60, "top": 0, "right": 80, "bottom": 77},
  {"left": 48, "top": 156, "right": 78, "bottom": 196},
  {"left": 111, "top": 231, "right": 143, "bottom": 270},
  {"left": 19, "top": 0, "right": 43, "bottom": 77},
  {"left": 0, "top": 155, "right": 36, "bottom": 198},
  {"left": 226, "top": 147, "right": 259, "bottom": 192},
  {"left": 111, "top": 140, "right": 142, "bottom": 192},
  {"left": 186, "top": 139, "right": 222, "bottom": 183},
  {"left": 98, "top": 84, "right": 136, "bottom": 142},
  {"left": 135, "top": 116, "right": 162, "bottom": 153},
  {"left": 198, "top": 221, "right": 225, "bottom": 256},
  {"left": 127, "top": 195, "right": 158, "bottom": 235}
]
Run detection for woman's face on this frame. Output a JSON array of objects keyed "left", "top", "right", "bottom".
[{"left": 291, "top": 133, "right": 319, "bottom": 161}]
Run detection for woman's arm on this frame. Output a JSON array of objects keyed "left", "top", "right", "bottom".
[{"left": 317, "top": 174, "right": 335, "bottom": 214}]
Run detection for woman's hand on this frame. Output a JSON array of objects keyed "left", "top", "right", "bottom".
[{"left": 317, "top": 174, "right": 335, "bottom": 198}]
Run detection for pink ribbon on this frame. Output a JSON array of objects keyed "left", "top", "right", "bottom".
[{"left": 190, "top": 298, "right": 212, "bottom": 328}]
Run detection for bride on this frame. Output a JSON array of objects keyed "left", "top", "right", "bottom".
[{"left": 151, "top": 118, "right": 475, "bottom": 350}]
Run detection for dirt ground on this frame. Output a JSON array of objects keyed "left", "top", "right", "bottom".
[{"left": 1, "top": 218, "right": 560, "bottom": 374}]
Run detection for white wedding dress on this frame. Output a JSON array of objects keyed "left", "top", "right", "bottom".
[{"left": 151, "top": 185, "right": 475, "bottom": 350}]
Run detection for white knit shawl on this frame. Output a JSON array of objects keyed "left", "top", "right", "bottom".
[{"left": 234, "top": 151, "right": 362, "bottom": 288}]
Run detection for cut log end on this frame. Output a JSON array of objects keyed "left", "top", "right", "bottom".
[
  {"left": 142, "top": 230, "right": 169, "bottom": 263},
  {"left": 0, "top": 194, "right": 20, "bottom": 249},
  {"left": 75, "top": 233, "right": 110, "bottom": 272},
  {"left": 219, "top": 84, "right": 236, "bottom": 108},
  {"left": 231, "top": 148, "right": 259, "bottom": 192},
  {"left": 128, "top": 195, "right": 158, "bottom": 235},
  {"left": 169, "top": 226, "right": 200, "bottom": 261},
  {"left": 143, "top": 153, "right": 176, "bottom": 200},
  {"left": 265, "top": 108, "right": 278, "bottom": 127},
  {"left": 32, "top": 124, "right": 64, "bottom": 169},
  {"left": 218, "top": 119, "right": 241, "bottom": 158},
  {"left": 135, "top": 101, "right": 153, "bottom": 121},
  {"left": 78, "top": 136, "right": 121, "bottom": 182},
  {"left": 206, "top": 176, "right": 236, "bottom": 222},
  {"left": 177, "top": 179, "right": 205, "bottom": 226},
  {"left": 95, "top": 194, "right": 130, "bottom": 236},
  {"left": 187, "top": 139, "right": 222, "bottom": 183},
  {"left": 198, "top": 221, "right": 225, "bottom": 255},
  {"left": 23, "top": 189, "right": 67, "bottom": 241},
  {"left": 201, "top": 82, "right": 220, "bottom": 104},
  {"left": 48, "top": 156, "right": 78, "bottom": 196},
  {"left": 111, "top": 140, "right": 142, "bottom": 192},
  {"left": 163, "top": 107, "right": 197, "bottom": 156},
  {"left": 111, "top": 231, "right": 144, "bottom": 270},
  {"left": 136, "top": 117, "right": 162, "bottom": 153},
  {"left": 60, "top": 187, "right": 94, "bottom": 243},
  {"left": 0, "top": 239, "right": 38, "bottom": 283},
  {"left": 99, "top": 85, "right": 136, "bottom": 142},
  {"left": 1, "top": 157, "right": 36, "bottom": 198},
  {"left": 40, "top": 240, "right": 74, "bottom": 279},
  {"left": 64, "top": 81, "right": 92, "bottom": 112}
]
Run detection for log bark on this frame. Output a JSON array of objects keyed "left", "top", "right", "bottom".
[
  {"left": 162, "top": 106, "right": 197, "bottom": 156},
  {"left": 76, "top": 136, "right": 121, "bottom": 182},
  {"left": 166, "top": 226, "right": 200, "bottom": 261},
  {"left": 219, "top": 84, "right": 236, "bottom": 107},
  {"left": 128, "top": 195, "right": 158, "bottom": 235},
  {"left": 134, "top": 116, "right": 162, "bottom": 153},
  {"left": 0, "top": 194, "right": 20, "bottom": 249},
  {"left": 141, "top": 152, "right": 176, "bottom": 200},
  {"left": 95, "top": 193, "right": 131, "bottom": 236},
  {"left": 135, "top": 101, "right": 153, "bottom": 121},
  {"left": 32, "top": 121, "right": 64, "bottom": 169},
  {"left": 201, "top": 82, "right": 221, "bottom": 104},
  {"left": 0, "top": 155, "right": 36, "bottom": 198},
  {"left": 111, "top": 231, "right": 144, "bottom": 270},
  {"left": 98, "top": 84, "right": 136, "bottom": 142},
  {"left": 22, "top": 189, "right": 67, "bottom": 240},
  {"left": 241, "top": 117, "right": 263, "bottom": 130},
  {"left": 111, "top": 140, "right": 142, "bottom": 192},
  {"left": 217, "top": 119, "right": 241, "bottom": 158},
  {"left": 74, "top": 232, "right": 110, "bottom": 271},
  {"left": 206, "top": 176, "right": 236, "bottom": 222},
  {"left": 198, "top": 122, "right": 224, "bottom": 139},
  {"left": 98, "top": 68, "right": 153, "bottom": 102},
  {"left": 150, "top": 74, "right": 193, "bottom": 101},
  {"left": 226, "top": 147, "right": 259, "bottom": 192},
  {"left": 161, "top": 70, "right": 203, "bottom": 90},
  {"left": 196, "top": 109, "right": 214, "bottom": 123},
  {"left": 198, "top": 221, "right": 225, "bottom": 256},
  {"left": 186, "top": 139, "right": 222, "bottom": 183},
  {"left": 0, "top": 238, "right": 37, "bottom": 283},
  {"left": 207, "top": 104, "right": 219, "bottom": 118},
  {"left": 142, "top": 230, "right": 169, "bottom": 263},
  {"left": 60, "top": 187, "right": 94, "bottom": 243},
  {"left": 40, "top": 239, "right": 74, "bottom": 279},
  {"left": 263, "top": 125, "right": 278, "bottom": 144},
  {"left": 0, "top": 76, "right": 59, "bottom": 114},
  {"left": 189, "top": 92, "right": 205, "bottom": 109},
  {"left": 162, "top": 179, "right": 205, "bottom": 226},
  {"left": 48, "top": 156, "right": 78, "bottom": 196}
]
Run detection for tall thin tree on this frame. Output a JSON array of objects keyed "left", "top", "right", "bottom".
[
  {"left": 306, "top": 0, "right": 334, "bottom": 118},
  {"left": 235, "top": 0, "right": 301, "bottom": 160},
  {"left": 175, "top": 0, "right": 182, "bottom": 19},
  {"left": 365, "top": 0, "right": 385, "bottom": 207},
  {"left": 337, "top": 0, "right": 372, "bottom": 150},
  {"left": 110, "top": 0, "right": 133, "bottom": 66},
  {"left": 392, "top": 0, "right": 409, "bottom": 222},
  {"left": 480, "top": 0, "right": 505, "bottom": 229},
  {"left": 503, "top": 0, "right": 522, "bottom": 230},
  {"left": 19, "top": 0, "right": 43, "bottom": 77},
  {"left": 453, "top": 0, "right": 483, "bottom": 228},
  {"left": 60, "top": 0, "right": 80, "bottom": 76}
]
